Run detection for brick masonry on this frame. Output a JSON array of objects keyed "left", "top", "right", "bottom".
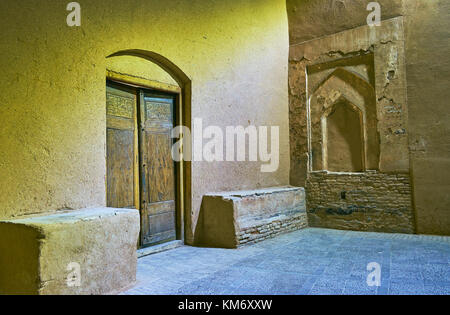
[
  {"left": 306, "top": 171, "right": 415, "bottom": 234},
  {"left": 198, "top": 187, "right": 308, "bottom": 248},
  {"left": 238, "top": 213, "right": 308, "bottom": 247}
]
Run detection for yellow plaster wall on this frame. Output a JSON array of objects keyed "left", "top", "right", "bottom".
[
  {"left": 106, "top": 55, "right": 179, "bottom": 87},
  {"left": 0, "top": 0, "right": 290, "bottom": 242}
]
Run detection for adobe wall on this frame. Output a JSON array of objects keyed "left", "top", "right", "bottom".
[
  {"left": 403, "top": 0, "right": 450, "bottom": 235},
  {"left": 289, "top": 17, "right": 414, "bottom": 233},
  {"left": 0, "top": 0, "right": 291, "bottom": 244},
  {"left": 287, "top": 0, "right": 450, "bottom": 235}
]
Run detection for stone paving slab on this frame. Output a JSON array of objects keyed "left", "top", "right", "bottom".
[{"left": 124, "top": 228, "right": 450, "bottom": 295}]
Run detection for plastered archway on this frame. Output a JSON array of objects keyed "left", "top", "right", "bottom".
[{"left": 106, "top": 50, "right": 192, "bottom": 244}]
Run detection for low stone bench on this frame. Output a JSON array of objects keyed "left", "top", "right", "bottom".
[
  {"left": 197, "top": 186, "right": 307, "bottom": 248},
  {"left": 0, "top": 207, "right": 140, "bottom": 295}
]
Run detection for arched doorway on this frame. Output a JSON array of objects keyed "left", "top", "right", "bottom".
[{"left": 105, "top": 50, "right": 191, "bottom": 248}]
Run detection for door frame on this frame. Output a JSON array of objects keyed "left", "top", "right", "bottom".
[{"left": 106, "top": 70, "right": 186, "bottom": 246}]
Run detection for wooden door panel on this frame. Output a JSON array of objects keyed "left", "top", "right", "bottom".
[
  {"left": 143, "top": 230, "right": 177, "bottom": 246},
  {"left": 140, "top": 94, "right": 177, "bottom": 247},
  {"left": 107, "top": 129, "right": 135, "bottom": 208},
  {"left": 106, "top": 85, "right": 137, "bottom": 209},
  {"left": 143, "top": 132, "right": 175, "bottom": 203},
  {"left": 147, "top": 200, "right": 176, "bottom": 215},
  {"left": 149, "top": 212, "right": 176, "bottom": 235},
  {"left": 107, "top": 118, "right": 134, "bottom": 130}
]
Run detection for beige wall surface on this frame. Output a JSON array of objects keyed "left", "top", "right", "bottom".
[
  {"left": 106, "top": 55, "right": 179, "bottom": 87},
  {"left": 286, "top": 0, "right": 404, "bottom": 45},
  {"left": 0, "top": 0, "right": 290, "bottom": 243},
  {"left": 287, "top": 0, "right": 450, "bottom": 235},
  {"left": 404, "top": 0, "right": 450, "bottom": 235}
]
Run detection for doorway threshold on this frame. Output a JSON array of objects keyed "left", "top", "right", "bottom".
[{"left": 137, "top": 240, "right": 183, "bottom": 258}]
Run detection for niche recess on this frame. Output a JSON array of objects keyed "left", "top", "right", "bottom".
[
  {"left": 308, "top": 53, "right": 379, "bottom": 172},
  {"left": 289, "top": 18, "right": 414, "bottom": 233},
  {"left": 325, "top": 98, "right": 364, "bottom": 172}
]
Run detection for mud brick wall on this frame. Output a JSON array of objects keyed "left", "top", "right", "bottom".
[
  {"left": 306, "top": 171, "right": 415, "bottom": 234},
  {"left": 198, "top": 187, "right": 307, "bottom": 248}
]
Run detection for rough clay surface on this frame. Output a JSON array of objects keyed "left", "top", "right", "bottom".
[
  {"left": 196, "top": 187, "right": 307, "bottom": 248},
  {"left": 403, "top": 0, "right": 450, "bottom": 235},
  {"left": 286, "top": 0, "right": 404, "bottom": 45},
  {"left": 0, "top": 208, "right": 140, "bottom": 295}
]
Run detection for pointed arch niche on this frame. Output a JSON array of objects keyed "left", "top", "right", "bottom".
[
  {"left": 308, "top": 66, "right": 379, "bottom": 172},
  {"left": 323, "top": 97, "right": 364, "bottom": 172}
]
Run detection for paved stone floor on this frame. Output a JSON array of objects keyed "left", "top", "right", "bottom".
[{"left": 124, "top": 228, "right": 450, "bottom": 295}]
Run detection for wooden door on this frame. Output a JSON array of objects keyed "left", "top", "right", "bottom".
[
  {"left": 106, "top": 83, "right": 138, "bottom": 209},
  {"left": 139, "top": 92, "right": 177, "bottom": 247}
]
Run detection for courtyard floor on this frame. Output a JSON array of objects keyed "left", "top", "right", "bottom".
[{"left": 124, "top": 228, "right": 450, "bottom": 295}]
